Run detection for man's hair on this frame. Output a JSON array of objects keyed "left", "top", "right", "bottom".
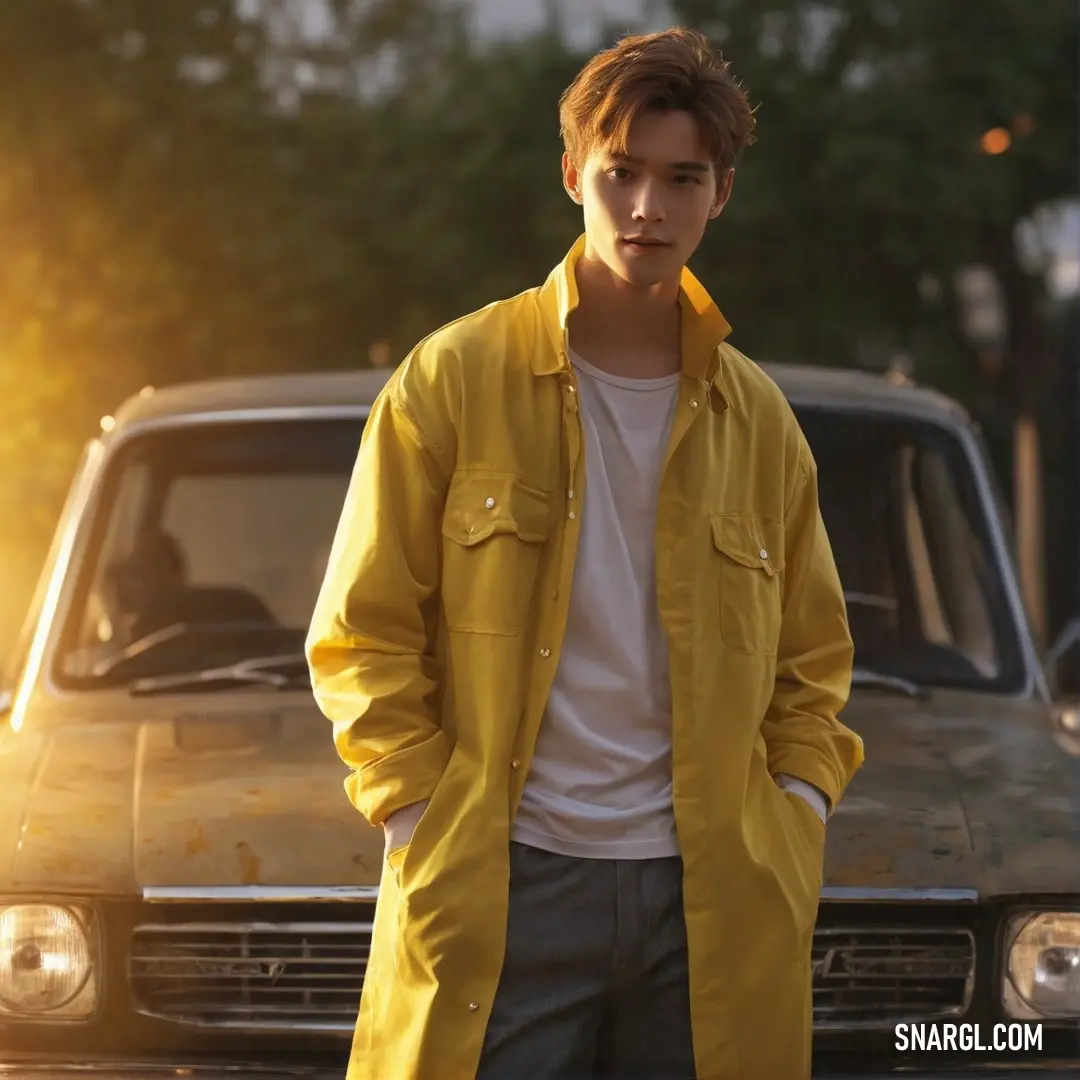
[{"left": 559, "top": 27, "right": 756, "bottom": 175}]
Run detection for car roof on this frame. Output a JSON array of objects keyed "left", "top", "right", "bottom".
[{"left": 107, "top": 362, "right": 967, "bottom": 434}]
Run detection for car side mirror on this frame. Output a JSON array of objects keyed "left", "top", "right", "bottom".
[{"left": 1046, "top": 617, "right": 1080, "bottom": 699}]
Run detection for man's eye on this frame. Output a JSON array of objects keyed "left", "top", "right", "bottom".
[
  {"left": 608, "top": 167, "right": 632, "bottom": 180},
  {"left": 674, "top": 174, "right": 702, "bottom": 185}
]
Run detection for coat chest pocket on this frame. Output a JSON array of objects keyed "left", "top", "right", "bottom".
[
  {"left": 710, "top": 514, "right": 785, "bottom": 655},
  {"left": 441, "top": 473, "right": 551, "bottom": 635}
]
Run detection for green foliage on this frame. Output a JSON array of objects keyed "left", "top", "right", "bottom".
[
  {"left": 669, "top": 0, "right": 1076, "bottom": 389},
  {"left": 0, "top": 0, "right": 287, "bottom": 533}
]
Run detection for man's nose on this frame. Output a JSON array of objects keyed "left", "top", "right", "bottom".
[{"left": 631, "top": 179, "right": 666, "bottom": 222}]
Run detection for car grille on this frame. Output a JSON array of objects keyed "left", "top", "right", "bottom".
[
  {"left": 129, "top": 920, "right": 372, "bottom": 1032},
  {"left": 812, "top": 926, "right": 975, "bottom": 1029},
  {"left": 129, "top": 917, "right": 974, "bottom": 1034}
]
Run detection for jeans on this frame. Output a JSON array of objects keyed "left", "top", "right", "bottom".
[{"left": 475, "top": 841, "right": 697, "bottom": 1080}]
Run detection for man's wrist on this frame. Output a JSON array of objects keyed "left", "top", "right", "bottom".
[
  {"left": 382, "top": 798, "right": 430, "bottom": 850},
  {"left": 774, "top": 774, "right": 830, "bottom": 824}
]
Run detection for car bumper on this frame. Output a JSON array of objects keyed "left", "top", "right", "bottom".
[
  {"left": 5, "top": 1059, "right": 1074, "bottom": 1080},
  {"left": 817, "top": 1067, "right": 1078, "bottom": 1078},
  {"left": 0, "top": 1063, "right": 342, "bottom": 1080}
]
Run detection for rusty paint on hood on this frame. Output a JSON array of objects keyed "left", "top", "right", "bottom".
[
  {"left": 824, "top": 688, "right": 1080, "bottom": 896},
  {"left": 1, "top": 685, "right": 1078, "bottom": 899},
  {"left": 0, "top": 693, "right": 385, "bottom": 893}
]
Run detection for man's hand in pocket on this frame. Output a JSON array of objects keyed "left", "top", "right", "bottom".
[{"left": 383, "top": 799, "right": 430, "bottom": 852}]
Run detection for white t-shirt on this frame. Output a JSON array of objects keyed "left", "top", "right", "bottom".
[{"left": 511, "top": 351, "right": 683, "bottom": 858}]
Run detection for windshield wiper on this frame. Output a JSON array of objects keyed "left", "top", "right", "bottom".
[
  {"left": 129, "top": 653, "right": 310, "bottom": 696},
  {"left": 90, "top": 622, "right": 291, "bottom": 678},
  {"left": 850, "top": 666, "right": 926, "bottom": 699}
]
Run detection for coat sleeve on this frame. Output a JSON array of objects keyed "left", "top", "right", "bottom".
[
  {"left": 761, "top": 438, "right": 864, "bottom": 812},
  {"left": 305, "top": 378, "right": 452, "bottom": 827}
]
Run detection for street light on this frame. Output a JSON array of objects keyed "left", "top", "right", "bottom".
[{"left": 980, "top": 127, "right": 1011, "bottom": 155}]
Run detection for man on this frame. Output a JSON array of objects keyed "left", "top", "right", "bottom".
[{"left": 307, "top": 26, "right": 864, "bottom": 1080}]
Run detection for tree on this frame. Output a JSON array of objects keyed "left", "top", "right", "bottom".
[
  {"left": 664, "top": 0, "right": 1072, "bottom": 368},
  {"left": 0, "top": 0, "right": 329, "bottom": 537},
  {"left": 0, "top": 0, "right": 583, "bottom": 545},
  {"left": 668, "top": 0, "right": 1076, "bottom": 639}
]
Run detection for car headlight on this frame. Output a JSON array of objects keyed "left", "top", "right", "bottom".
[
  {"left": 0, "top": 904, "right": 99, "bottom": 1019},
  {"left": 1004, "top": 911, "right": 1080, "bottom": 1019}
]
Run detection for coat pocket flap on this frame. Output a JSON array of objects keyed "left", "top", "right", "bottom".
[
  {"left": 442, "top": 473, "right": 551, "bottom": 547},
  {"left": 710, "top": 514, "right": 785, "bottom": 576}
]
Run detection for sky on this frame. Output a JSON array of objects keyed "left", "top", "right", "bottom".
[
  {"left": 280, "top": 0, "right": 675, "bottom": 48},
  {"left": 465, "top": 0, "right": 674, "bottom": 45}
]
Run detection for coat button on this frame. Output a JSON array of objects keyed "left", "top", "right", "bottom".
[
  {"left": 468, "top": 1001, "right": 480, "bottom": 1011},
  {"left": 689, "top": 399, "right": 699, "bottom": 408},
  {"left": 568, "top": 489, "right": 574, "bottom": 499},
  {"left": 539, "top": 647, "right": 551, "bottom": 657},
  {"left": 511, "top": 759, "right": 521, "bottom": 770},
  {"left": 759, "top": 549, "right": 768, "bottom": 560},
  {"left": 568, "top": 511, "right": 576, "bottom": 520},
  {"left": 485, "top": 497, "right": 496, "bottom": 509}
]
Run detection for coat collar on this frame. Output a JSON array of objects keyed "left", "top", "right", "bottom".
[{"left": 534, "top": 234, "right": 733, "bottom": 406}]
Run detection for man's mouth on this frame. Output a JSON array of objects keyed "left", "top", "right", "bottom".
[{"left": 622, "top": 237, "right": 671, "bottom": 250}]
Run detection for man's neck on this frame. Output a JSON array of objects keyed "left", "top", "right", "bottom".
[{"left": 568, "top": 250, "right": 683, "bottom": 379}]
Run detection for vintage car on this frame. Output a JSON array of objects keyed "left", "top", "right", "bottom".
[{"left": 0, "top": 364, "right": 1078, "bottom": 1078}]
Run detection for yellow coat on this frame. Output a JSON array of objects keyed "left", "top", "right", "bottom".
[{"left": 306, "top": 235, "right": 865, "bottom": 1080}]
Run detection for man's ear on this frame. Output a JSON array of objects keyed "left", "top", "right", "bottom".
[
  {"left": 562, "top": 151, "right": 584, "bottom": 205},
  {"left": 708, "top": 167, "right": 735, "bottom": 219}
]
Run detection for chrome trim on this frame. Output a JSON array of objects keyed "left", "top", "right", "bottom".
[
  {"left": 7, "top": 439, "right": 105, "bottom": 731},
  {"left": 128, "top": 1009, "right": 356, "bottom": 1035},
  {"left": 811, "top": 924, "right": 976, "bottom": 1031},
  {"left": 0, "top": 1061, "right": 346, "bottom": 1077},
  {"left": 781, "top": 392, "right": 969, "bottom": 427},
  {"left": 141, "top": 886, "right": 379, "bottom": 904},
  {"left": 130, "top": 1015, "right": 355, "bottom": 1036},
  {"left": 129, "top": 917, "right": 370, "bottom": 1035},
  {"left": 129, "top": 913, "right": 979, "bottom": 1037},
  {"left": 150, "top": 885, "right": 983, "bottom": 904},
  {"left": 133, "top": 919, "right": 373, "bottom": 934},
  {"left": 820, "top": 886, "right": 979, "bottom": 903},
  {"left": 955, "top": 418, "right": 1045, "bottom": 701},
  {"left": 109, "top": 405, "right": 372, "bottom": 444},
  {"left": 850, "top": 667, "right": 923, "bottom": 698}
]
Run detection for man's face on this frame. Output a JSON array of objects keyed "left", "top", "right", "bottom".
[{"left": 563, "top": 108, "right": 734, "bottom": 288}]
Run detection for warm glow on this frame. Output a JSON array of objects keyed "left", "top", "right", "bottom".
[
  {"left": 39, "top": 951, "right": 74, "bottom": 973},
  {"left": 7, "top": 441, "right": 106, "bottom": 736},
  {"left": 368, "top": 340, "right": 392, "bottom": 368},
  {"left": 1013, "top": 113, "right": 1036, "bottom": 137},
  {"left": 981, "top": 128, "right": 1012, "bottom": 155}
]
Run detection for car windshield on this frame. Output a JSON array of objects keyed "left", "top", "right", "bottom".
[
  {"left": 55, "top": 418, "right": 365, "bottom": 687},
  {"left": 53, "top": 406, "right": 1025, "bottom": 693},
  {"left": 797, "top": 406, "right": 1024, "bottom": 693}
]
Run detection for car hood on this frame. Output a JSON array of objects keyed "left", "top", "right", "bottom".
[
  {"left": 0, "top": 695, "right": 385, "bottom": 894},
  {"left": 823, "top": 687, "right": 1080, "bottom": 896},
  {"left": 1, "top": 686, "right": 1078, "bottom": 898}
]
